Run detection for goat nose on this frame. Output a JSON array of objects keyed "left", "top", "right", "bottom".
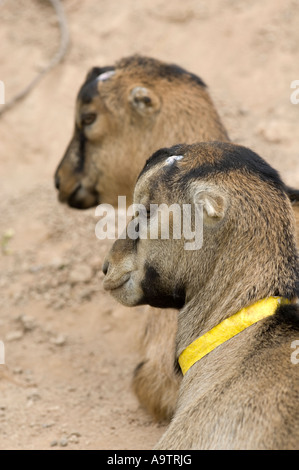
[
  {"left": 55, "top": 174, "right": 60, "bottom": 190},
  {"left": 102, "top": 260, "right": 109, "bottom": 275}
]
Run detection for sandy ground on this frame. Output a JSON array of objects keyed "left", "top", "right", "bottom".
[{"left": 0, "top": 0, "right": 298, "bottom": 450}]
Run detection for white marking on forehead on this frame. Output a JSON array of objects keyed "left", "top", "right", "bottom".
[
  {"left": 97, "top": 70, "right": 115, "bottom": 82},
  {"left": 165, "top": 155, "right": 184, "bottom": 165}
]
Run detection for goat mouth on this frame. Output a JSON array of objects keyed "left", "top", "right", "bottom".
[
  {"left": 67, "top": 184, "right": 100, "bottom": 209},
  {"left": 103, "top": 273, "right": 131, "bottom": 292}
]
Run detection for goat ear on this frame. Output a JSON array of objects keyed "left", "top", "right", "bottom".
[
  {"left": 193, "top": 187, "right": 228, "bottom": 225},
  {"left": 129, "top": 86, "right": 161, "bottom": 115}
]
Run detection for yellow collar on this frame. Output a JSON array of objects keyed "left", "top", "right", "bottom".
[{"left": 178, "top": 296, "right": 291, "bottom": 376}]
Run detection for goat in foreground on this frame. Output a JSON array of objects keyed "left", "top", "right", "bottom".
[{"left": 104, "top": 141, "right": 299, "bottom": 449}]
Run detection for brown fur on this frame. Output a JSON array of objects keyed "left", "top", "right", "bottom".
[
  {"left": 103, "top": 142, "right": 299, "bottom": 449},
  {"left": 55, "top": 55, "right": 299, "bottom": 423},
  {"left": 132, "top": 306, "right": 179, "bottom": 421}
]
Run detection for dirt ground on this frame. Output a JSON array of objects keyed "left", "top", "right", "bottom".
[{"left": 0, "top": 0, "right": 298, "bottom": 450}]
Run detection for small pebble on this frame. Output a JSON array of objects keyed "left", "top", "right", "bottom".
[
  {"left": 6, "top": 330, "right": 23, "bottom": 341},
  {"left": 60, "top": 438, "right": 68, "bottom": 447},
  {"left": 50, "top": 334, "right": 66, "bottom": 346},
  {"left": 42, "top": 422, "right": 55, "bottom": 429},
  {"left": 19, "top": 314, "right": 36, "bottom": 331},
  {"left": 68, "top": 433, "right": 80, "bottom": 444}
]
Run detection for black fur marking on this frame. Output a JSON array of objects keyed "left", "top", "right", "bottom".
[
  {"left": 137, "top": 145, "right": 185, "bottom": 182},
  {"left": 182, "top": 142, "right": 284, "bottom": 189},
  {"left": 273, "top": 303, "right": 299, "bottom": 328},
  {"left": 140, "top": 262, "right": 185, "bottom": 309},
  {"left": 250, "top": 304, "right": 299, "bottom": 348},
  {"left": 119, "top": 55, "right": 206, "bottom": 88},
  {"left": 54, "top": 127, "right": 87, "bottom": 181},
  {"left": 138, "top": 142, "right": 288, "bottom": 197},
  {"left": 157, "top": 62, "right": 206, "bottom": 87},
  {"left": 286, "top": 186, "right": 299, "bottom": 203},
  {"left": 144, "top": 264, "right": 160, "bottom": 283},
  {"left": 174, "top": 357, "right": 183, "bottom": 376},
  {"left": 75, "top": 129, "right": 86, "bottom": 173},
  {"left": 78, "top": 66, "right": 115, "bottom": 104},
  {"left": 78, "top": 80, "right": 99, "bottom": 104}
]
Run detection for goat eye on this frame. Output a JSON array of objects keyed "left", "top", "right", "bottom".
[{"left": 81, "top": 113, "right": 96, "bottom": 126}]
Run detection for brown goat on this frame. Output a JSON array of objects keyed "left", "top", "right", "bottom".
[
  {"left": 54, "top": 55, "right": 228, "bottom": 208},
  {"left": 103, "top": 142, "right": 299, "bottom": 449}
]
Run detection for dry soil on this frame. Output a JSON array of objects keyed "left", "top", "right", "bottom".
[{"left": 0, "top": 0, "right": 298, "bottom": 450}]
